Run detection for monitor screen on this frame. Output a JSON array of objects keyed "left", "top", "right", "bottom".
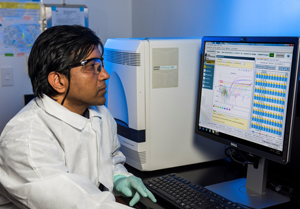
[{"left": 196, "top": 37, "right": 300, "bottom": 164}]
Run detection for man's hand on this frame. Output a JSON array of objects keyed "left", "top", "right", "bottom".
[{"left": 113, "top": 176, "right": 157, "bottom": 206}]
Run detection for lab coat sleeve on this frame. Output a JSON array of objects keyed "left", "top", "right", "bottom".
[
  {"left": 104, "top": 107, "right": 132, "bottom": 178},
  {"left": 0, "top": 126, "right": 132, "bottom": 209}
]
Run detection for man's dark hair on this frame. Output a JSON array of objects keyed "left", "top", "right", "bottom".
[{"left": 28, "top": 25, "right": 103, "bottom": 98}]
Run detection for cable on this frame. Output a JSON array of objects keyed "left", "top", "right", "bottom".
[
  {"left": 61, "top": 67, "right": 71, "bottom": 106},
  {"left": 228, "top": 147, "right": 253, "bottom": 167},
  {"left": 267, "top": 174, "right": 300, "bottom": 208},
  {"left": 268, "top": 176, "right": 298, "bottom": 197},
  {"left": 227, "top": 147, "right": 300, "bottom": 208}
]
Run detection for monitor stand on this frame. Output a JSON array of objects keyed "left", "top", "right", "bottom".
[{"left": 205, "top": 157, "right": 290, "bottom": 209}]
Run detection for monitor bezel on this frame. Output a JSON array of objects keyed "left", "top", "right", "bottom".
[{"left": 195, "top": 36, "right": 300, "bottom": 164}]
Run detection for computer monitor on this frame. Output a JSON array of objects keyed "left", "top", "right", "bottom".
[{"left": 195, "top": 37, "right": 300, "bottom": 208}]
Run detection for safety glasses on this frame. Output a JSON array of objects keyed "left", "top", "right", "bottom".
[{"left": 69, "top": 57, "right": 104, "bottom": 74}]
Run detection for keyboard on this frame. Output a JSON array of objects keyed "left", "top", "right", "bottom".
[{"left": 144, "top": 173, "right": 248, "bottom": 209}]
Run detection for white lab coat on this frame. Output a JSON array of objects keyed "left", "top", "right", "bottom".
[{"left": 0, "top": 95, "right": 133, "bottom": 209}]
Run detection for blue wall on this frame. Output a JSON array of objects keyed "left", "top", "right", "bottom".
[{"left": 132, "top": 0, "right": 300, "bottom": 37}]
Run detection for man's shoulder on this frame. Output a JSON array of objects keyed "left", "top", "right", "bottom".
[
  {"left": 1, "top": 99, "right": 48, "bottom": 139},
  {"left": 8, "top": 99, "right": 39, "bottom": 124}
]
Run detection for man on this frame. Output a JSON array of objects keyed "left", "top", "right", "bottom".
[{"left": 0, "top": 25, "right": 156, "bottom": 209}]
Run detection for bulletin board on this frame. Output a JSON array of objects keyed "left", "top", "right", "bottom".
[
  {"left": 42, "top": 4, "right": 88, "bottom": 31},
  {"left": 0, "top": 0, "right": 41, "bottom": 56}
]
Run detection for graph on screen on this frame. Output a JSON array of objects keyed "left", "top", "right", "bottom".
[
  {"left": 217, "top": 72, "right": 252, "bottom": 108},
  {"left": 211, "top": 64, "right": 255, "bottom": 131}
]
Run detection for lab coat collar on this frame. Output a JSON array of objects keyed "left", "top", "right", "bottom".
[
  {"left": 88, "top": 106, "right": 103, "bottom": 119},
  {"left": 36, "top": 95, "right": 102, "bottom": 130}
]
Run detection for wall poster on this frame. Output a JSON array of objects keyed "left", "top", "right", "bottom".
[{"left": 0, "top": 0, "right": 41, "bottom": 55}]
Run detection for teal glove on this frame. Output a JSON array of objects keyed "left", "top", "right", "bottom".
[{"left": 113, "top": 175, "right": 157, "bottom": 206}]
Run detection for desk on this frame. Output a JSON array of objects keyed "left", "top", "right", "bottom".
[{"left": 120, "top": 159, "right": 296, "bottom": 209}]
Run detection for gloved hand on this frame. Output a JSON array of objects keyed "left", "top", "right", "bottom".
[{"left": 113, "top": 175, "right": 157, "bottom": 206}]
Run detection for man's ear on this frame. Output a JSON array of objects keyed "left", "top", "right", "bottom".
[{"left": 48, "top": 72, "right": 67, "bottom": 94}]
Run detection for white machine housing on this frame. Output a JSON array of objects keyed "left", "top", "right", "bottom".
[{"left": 104, "top": 38, "right": 226, "bottom": 171}]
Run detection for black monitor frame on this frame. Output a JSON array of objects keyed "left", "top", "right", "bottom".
[
  {"left": 195, "top": 36, "right": 300, "bottom": 165},
  {"left": 195, "top": 36, "right": 300, "bottom": 208}
]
